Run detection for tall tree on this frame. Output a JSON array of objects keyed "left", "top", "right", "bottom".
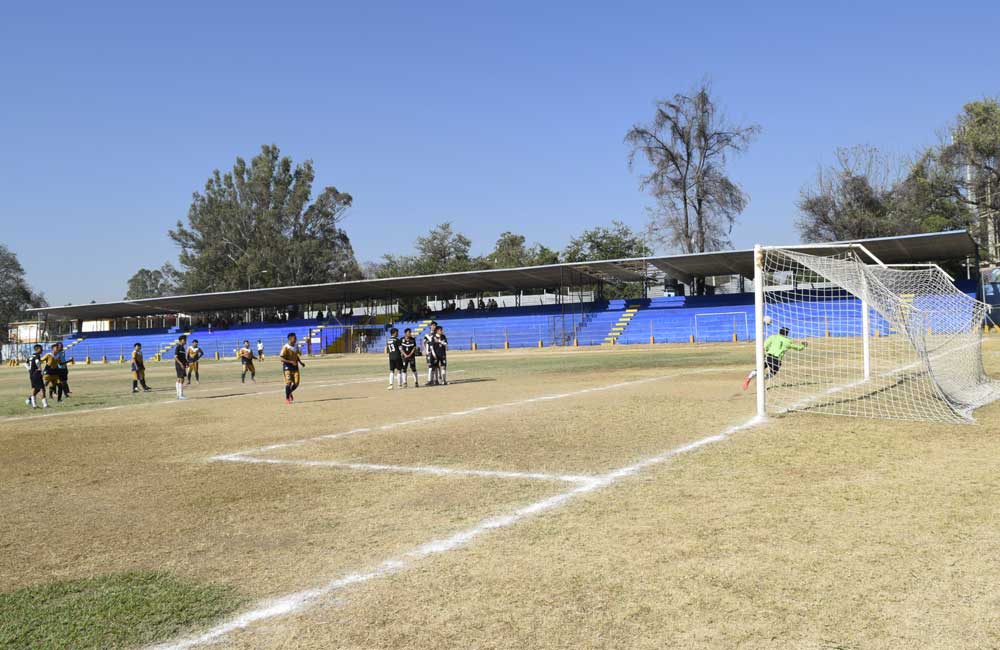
[
  {"left": 626, "top": 83, "right": 758, "bottom": 254},
  {"left": 563, "top": 221, "right": 651, "bottom": 262},
  {"left": 124, "top": 263, "right": 181, "bottom": 299},
  {"left": 168, "top": 144, "right": 361, "bottom": 292},
  {"left": 0, "top": 245, "right": 46, "bottom": 342},
  {"left": 891, "top": 150, "right": 975, "bottom": 235},
  {"left": 939, "top": 98, "right": 1000, "bottom": 259}
]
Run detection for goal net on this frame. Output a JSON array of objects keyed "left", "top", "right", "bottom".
[{"left": 756, "top": 246, "right": 1000, "bottom": 423}]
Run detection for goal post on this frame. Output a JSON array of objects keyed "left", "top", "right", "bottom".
[{"left": 752, "top": 243, "right": 1000, "bottom": 423}]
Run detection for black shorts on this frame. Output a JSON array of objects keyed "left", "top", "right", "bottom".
[
  {"left": 58, "top": 368, "right": 69, "bottom": 380},
  {"left": 30, "top": 372, "right": 44, "bottom": 391},
  {"left": 389, "top": 357, "right": 403, "bottom": 371},
  {"left": 765, "top": 354, "right": 782, "bottom": 375},
  {"left": 402, "top": 357, "right": 416, "bottom": 371},
  {"left": 434, "top": 356, "right": 447, "bottom": 368},
  {"left": 175, "top": 361, "right": 187, "bottom": 379}
]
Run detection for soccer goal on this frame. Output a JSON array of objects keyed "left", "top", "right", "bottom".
[{"left": 752, "top": 243, "right": 1000, "bottom": 423}]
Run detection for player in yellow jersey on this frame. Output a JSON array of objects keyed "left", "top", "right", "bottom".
[
  {"left": 186, "top": 339, "right": 205, "bottom": 384},
  {"left": 239, "top": 340, "right": 256, "bottom": 383},
  {"left": 40, "top": 343, "right": 66, "bottom": 402},
  {"left": 131, "top": 342, "right": 152, "bottom": 393},
  {"left": 279, "top": 332, "right": 305, "bottom": 404}
]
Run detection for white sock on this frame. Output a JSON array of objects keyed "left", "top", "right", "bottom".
[
  {"left": 427, "top": 368, "right": 433, "bottom": 382},
  {"left": 42, "top": 398, "right": 48, "bottom": 407},
  {"left": 30, "top": 396, "right": 36, "bottom": 407},
  {"left": 441, "top": 368, "right": 447, "bottom": 383}
]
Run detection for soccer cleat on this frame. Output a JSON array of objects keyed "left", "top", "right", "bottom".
[
  {"left": 25, "top": 398, "right": 31, "bottom": 407},
  {"left": 177, "top": 395, "right": 187, "bottom": 400},
  {"left": 132, "top": 388, "right": 139, "bottom": 393},
  {"left": 143, "top": 387, "right": 152, "bottom": 392},
  {"left": 387, "top": 385, "right": 394, "bottom": 390}
]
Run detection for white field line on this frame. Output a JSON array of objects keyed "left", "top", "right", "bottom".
[
  {"left": 152, "top": 385, "right": 760, "bottom": 650},
  {"left": 0, "top": 372, "right": 465, "bottom": 425},
  {"left": 211, "top": 369, "right": 726, "bottom": 460},
  {"left": 212, "top": 454, "right": 594, "bottom": 484}
]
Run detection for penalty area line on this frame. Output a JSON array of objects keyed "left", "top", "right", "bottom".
[
  {"left": 212, "top": 453, "right": 595, "bottom": 484},
  {"left": 154, "top": 412, "right": 762, "bottom": 650}
]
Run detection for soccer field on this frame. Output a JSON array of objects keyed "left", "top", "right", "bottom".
[{"left": 2, "top": 342, "right": 999, "bottom": 649}]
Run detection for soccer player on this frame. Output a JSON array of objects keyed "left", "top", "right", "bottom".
[
  {"left": 40, "top": 343, "right": 65, "bottom": 402},
  {"left": 186, "top": 339, "right": 205, "bottom": 384},
  {"left": 422, "top": 321, "right": 438, "bottom": 385},
  {"left": 431, "top": 325, "right": 449, "bottom": 385},
  {"left": 55, "top": 344, "right": 71, "bottom": 397},
  {"left": 386, "top": 327, "right": 403, "bottom": 389},
  {"left": 25, "top": 344, "right": 48, "bottom": 409},
  {"left": 742, "top": 326, "right": 808, "bottom": 390},
  {"left": 400, "top": 328, "right": 419, "bottom": 388},
  {"left": 280, "top": 332, "right": 305, "bottom": 404},
  {"left": 131, "top": 342, "right": 151, "bottom": 393},
  {"left": 239, "top": 340, "right": 256, "bottom": 383},
  {"left": 256, "top": 339, "right": 265, "bottom": 360},
  {"left": 174, "top": 334, "right": 189, "bottom": 400}
]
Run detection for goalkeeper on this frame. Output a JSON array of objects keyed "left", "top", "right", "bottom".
[{"left": 743, "top": 326, "right": 807, "bottom": 390}]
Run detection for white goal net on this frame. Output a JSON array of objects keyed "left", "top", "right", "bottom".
[{"left": 755, "top": 246, "right": 1000, "bottom": 423}]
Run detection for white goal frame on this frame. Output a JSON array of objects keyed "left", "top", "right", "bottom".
[
  {"left": 753, "top": 242, "right": 885, "bottom": 418},
  {"left": 752, "top": 242, "right": 1000, "bottom": 422}
]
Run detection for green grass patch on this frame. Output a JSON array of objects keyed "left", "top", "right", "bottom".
[{"left": 0, "top": 571, "right": 245, "bottom": 650}]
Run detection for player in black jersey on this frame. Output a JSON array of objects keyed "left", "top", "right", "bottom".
[
  {"left": 174, "top": 334, "right": 189, "bottom": 400},
  {"left": 422, "top": 321, "right": 438, "bottom": 385},
  {"left": 400, "top": 328, "right": 418, "bottom": 388},
  {"left": 386, "top": 327, "right": 403, "bottom": 390},
  {"left": 431, "top": 325, "right": 448, "bottom": 385},
  {"left": 25, "top": 344, "right": 48, "bottom": 409}
]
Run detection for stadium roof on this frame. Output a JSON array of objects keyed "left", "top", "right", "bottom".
[{"left": 30, "top": 230, "right": 979, "bottom": 321}]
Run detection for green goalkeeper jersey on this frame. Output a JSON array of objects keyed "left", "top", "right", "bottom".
[{"left": 763, "top": 333, "right": 805, "bottom": 359}]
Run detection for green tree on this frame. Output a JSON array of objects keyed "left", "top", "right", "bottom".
[
  {"left": 487, "top": 232, "right": 560, "bottom": 268},
  {"left": 939, "top": 98, "right": 1000, "bottom": 259},
  {"left": 891, "top": 151, "right": 974, "bottom": 234},
  {"left": 378, "top": 222, "right": 486, "bottom": 278},
  {"left": 563, "top": 221, "right": 651, "bottom": 262},
  {"left": 0, "top": 245, "right": 46, "bottom": 342},
  {"left": 124, "top": 263, "right": 181, "bottom": 299},
  {"left": 168, "top": 144, "right": 360, "bottom": 292}
]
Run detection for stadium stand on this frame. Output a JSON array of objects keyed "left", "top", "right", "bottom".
[{"left": 43, "top": 277, "right": 983, "bottom": 362}]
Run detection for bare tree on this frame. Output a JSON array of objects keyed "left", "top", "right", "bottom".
[
  {"left": 796, "top": 145, "right": 901, "bottom": 242},
  {"left": 626, "top": 83, "right": 759, "bottom": 255}
]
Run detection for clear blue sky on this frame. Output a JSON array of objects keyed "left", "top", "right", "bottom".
[{"left": 2, "top": 1, "right": 998, "bottom": 305}]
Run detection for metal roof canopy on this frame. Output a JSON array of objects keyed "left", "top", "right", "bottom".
[{"left": 30, "top": 230, "right": 978, "bottom": 321}]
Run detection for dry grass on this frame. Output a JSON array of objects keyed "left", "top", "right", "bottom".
[{"left": 2, "top": 341, "right": 999, "bottom": 649}]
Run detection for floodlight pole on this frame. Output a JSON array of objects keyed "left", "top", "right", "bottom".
[{"left": 753, "top": 244, "right": 766, "bottom": 418}]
